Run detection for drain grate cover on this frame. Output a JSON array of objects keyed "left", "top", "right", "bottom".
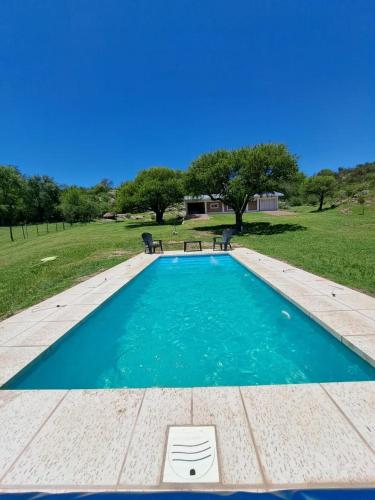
[{"left": 163, "top": 425, "right": 219, "bottom": 483}]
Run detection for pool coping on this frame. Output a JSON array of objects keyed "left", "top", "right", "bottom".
[{"left": 0, "top": 248, "right": 374, "bottom": 491}]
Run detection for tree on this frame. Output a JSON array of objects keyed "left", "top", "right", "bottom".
[
  {"left": 185, "top": 144, "right": 298, "bottom": 230},
  {"left": 24, "top": 175, "right": 61, "bottom": 223},
  {"left": 0, "top": 166, "right": 26, "bottom": 241},
  {"left": 304, "top": 174, "right": 337, "bottom": 211},
  {"left": 357, "top": 194, "right": 366, "bottom": 215},
  {"left": 60, "top": 187, "right": 101, "bottom": 223},
  {"left": 116, "top": 167, "right": 184, "bottom": 223},
  {"left": 0, "top": 167, "right": 24, "bottom": 240},
  {"left": 279, "top": 171, "right": 306, "bottom": 206},
  {"left": 88, "top": 179, "right": 115, "bottom": 215}
]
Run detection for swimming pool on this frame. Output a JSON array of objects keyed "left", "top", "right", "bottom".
[{"left": 5, "top": 254, "right": 375, "bottom": 389}]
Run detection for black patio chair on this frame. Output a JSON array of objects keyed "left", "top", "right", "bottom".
[
  {"left": 213, "top": 228, "right": 235, "bottom": 251},
  {"left": 142, "top": 232, "right": 163, "bottom": 254}
]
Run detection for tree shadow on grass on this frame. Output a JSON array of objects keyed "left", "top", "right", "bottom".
[
  {"left": 309, "top": 205, "right": 337, "bottom": 213},
  {"left": 194, "top": 222, "right": 307, "bottom": 236},
  {"left": 125, "top": 218, "right": 183, "bottom": 229}
]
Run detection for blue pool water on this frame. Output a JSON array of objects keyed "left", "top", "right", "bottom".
[{"left": 5, "top": 255, "right": 375, "bottom": 389}]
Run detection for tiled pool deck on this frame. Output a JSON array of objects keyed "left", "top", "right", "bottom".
[{"left": 0, "top": 248, "right": 374, "bottom": 492}]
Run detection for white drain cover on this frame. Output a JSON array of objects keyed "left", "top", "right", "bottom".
[{"left": 163, "top": 426, "right": 219, "bottom": 483}]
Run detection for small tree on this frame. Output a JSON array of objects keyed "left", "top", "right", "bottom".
[
  {"left": 185, "top": 144, "right": 298, "bottom": 230},
  {"left": 60, "top": 187, "right": 101, "bottom": 223},
  {"left": 116, "top": 167, "right": 184, "bottom": 224},
  {"left": 24, "top": 175, "right": 61, "bottom": 223},
  {"left": 88, "top": 179, "right": 115, "bottom": 216},
  {"left": 0, "top": 165, "right": 26, "bottom": 241},
  {"left": 304, "top": 175, "right": 337, "bottom": 211},
  {"left": 357, "top": 194, "right": 366, "bottom": 215}
]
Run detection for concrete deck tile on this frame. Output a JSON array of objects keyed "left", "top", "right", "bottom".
[
  {"left": 2, "top": 389, "right": 144, "bottom": 487},
  {"left": 4, "top": 307, "right": 56, "bottom": 323},
  {"left": 307, "top": 280, "right": 354, "bottom": 296},
  {"left": 242, "top": 266, "right": 282, "bottom": 278},
  {"left": 44, "top": 304, "right": 97, "bottom": 322},
  {"left": 290, "top": 295, "right": 351, "bottom": 312},
  {"left": 322, "top": 382, "right": 375, "bottom": 451},
  {"left": 3, "top": 321, "right": 76, "bottom": 347},
  {"left": 0, "top": 346, "right": 47, "bottom": 386},
  {"left": 241, "top": 384, "right": 375, "bottom": 485},
  {"left": 87, "top": 282, "right": 124, "bottom": 295},
  {"left": 267, "top": 282, "right": 323, "bottom": 298},
  {"left": 192, "top": 387, "right": 264, "bottom": 485},
  {"left": 119, "top": 388, "right": 191, "bottom": 486},
  {"left": 0, "top": 322, "right": 35, "bottom": 346},
  {"left": 277, "top": 269, "right": 317, "bottom": 282},
  {"left": 71, "top": 293, "right": 113, "bottom": 306},
  {"left": 334, "top": 292, "right": 375, "bottom": 310},
  {"left": 313, "top": 310, "right": 375, "bottom": 336},
  {"left": 0, "top": 390, "right": 66, "bottom": 480},
  {"left": 255, "top": 276, "right": 299, "bottom": 287},
  {"left": 359, "top": 310, "right": 375, "bottom": 321},
  {"left": 342, "top": 335, "right": 375, "bottom": 367}
]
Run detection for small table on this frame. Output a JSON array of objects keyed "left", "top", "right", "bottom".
[{"left": 184, "top": 240, "right": 202, "bottom": 252}]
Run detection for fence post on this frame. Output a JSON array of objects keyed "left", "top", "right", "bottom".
[
  {"left": 46, "top": 222, "right": 49, "bottom": 233},
  {"left": 62, "top": 221, "right": 65, "bottom": 230},
  {"left": 21, "top": 225, "right": 26, "bottom": 239},
  {"left": 36, "top": 224, "right": 39, "bottom": 236}
]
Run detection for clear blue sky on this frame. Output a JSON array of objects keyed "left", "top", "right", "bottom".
[{"left": 1, "top": 0, "right": 374, "bottom": 186}]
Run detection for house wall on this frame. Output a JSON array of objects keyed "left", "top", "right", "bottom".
[
  {"left": 207, "top": 201, "right": 223, "bottom": 213},
  {"left": 247, "top": 200, "right": 257, "bottom": 211},
  {"left": 259, "top": 197, "right": 278, "bottom": 211},
  {"left": 185, "top": 196, "right": 279, "bottom": 214},
  {"left": 185, "top": 202, "right": 206, "bottom": 214}
]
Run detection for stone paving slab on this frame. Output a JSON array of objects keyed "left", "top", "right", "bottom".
[
  {"left": 0, "top": 322, "right": 35, "bottom": 346},
  {"left": 313, "top": 310, "right": 375, "bottom": 336},
  {"left": 0, "top": 390, "right": 66, "bottom": 480},
  {"left": 2, "top": 389, "right": 144, "bottom": 487},
  {"left": 342, "top": 335, "right": 375, "bottom": 368},
  {"left": 3, "top": 321, "right": 77, "bottom": 347},
  {"left": 322, "top": 381, "right": 375, "bottom": 451},
  {"left": 119, "top": 388, "right": 191, "bottom": 487},
  {"left": 240, "top": 384, "right": 375, "bottom": 486},
  {"left": 0, "top": 383, "right": 374, "bottom": 491},
  {"left": 360, "top": 310, "right": 375, "bottom": 321},
  {"left": 192, "top": 386, "right": 264, "bottom": 486},
  {"left": 0, "top": 346, "right": 48, "bottom": 386}
]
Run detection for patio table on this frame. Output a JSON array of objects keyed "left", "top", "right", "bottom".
[{"left": 183, "top": 240, "right": 202, "bottom": 252}]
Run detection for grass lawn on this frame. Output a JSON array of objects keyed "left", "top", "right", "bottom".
[{"left": 0, "top": 205, "right": 374, "bottom": 319}]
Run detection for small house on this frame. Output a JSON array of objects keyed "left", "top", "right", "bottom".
[{"left": 184, "top": 192, "right": 283, "bottom": 215}]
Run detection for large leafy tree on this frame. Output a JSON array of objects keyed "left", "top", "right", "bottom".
[
  {"left": 116, "top": 167, "right": 184, "bottom": 223},
  {"left": 24, "top": 175, "right": 61, "bottom": 223},
  {"left": 185, "top": 144, "right": 298, "bottom": 230},
  {"left": 304, "top": 174, "right": 337, "bottom": 211},
  {"left": 60, "top": 187, "right": 101, "bottom": 223},
  {"left": 0, "top": 166, "right": 26, "bottom": 241}
]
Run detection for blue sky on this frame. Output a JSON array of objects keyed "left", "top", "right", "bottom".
[{"left": 1, "top": 0, "right": 374, "bottom": 186}]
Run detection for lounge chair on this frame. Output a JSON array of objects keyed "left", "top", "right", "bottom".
[
  {"left": 213, "top": 228, "right": 235, "bottom": 251},
  {"left": 142, "top": 232, "right": 163, "bottom": 254}
]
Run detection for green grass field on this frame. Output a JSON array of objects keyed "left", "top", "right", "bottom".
[{"left": 0, "top": 205, "right": 374, "bottom": 319}]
